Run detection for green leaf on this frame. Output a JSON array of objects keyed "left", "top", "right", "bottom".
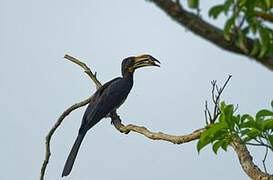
[
  {"left": 223, "top": 0, "right": 234, "bottom": 14},
  {"left": 187, "top": 0, "right": 199, "bottom": 9},
  {"left": 238, "top": 0, "right": 248, "bottom": 7},
  {"left": 197, "top": 137, "right": 211, "bottom": 153},
  {"left": 223, "top": 104, "right": 235, "bottom": 130},
  {"left": 224, "top": 15, "right": 236, "bottom": 41},
  {"left": 219, "top": 113, "right": 225, "bottom": 123},
  {"left": 268, "top": 135, "right": 273, "bottom": 148},
  {"left": 240, "top": 120, "right": 259, "bottom": 129},
  {"left": 241, "top": 114, "right": 254, "bottom": 121},
  {"left": 236, "top": 29, "right": 249, "bottom": 53},
  {"left": 200, "top": 123, "right": 227, "bottom": 142},
  {"left": 242, "top": 26, "right": 250, "bottom": 34},
  {"left": 271, "top": 100, "right": 273, "bottom": 108},
  {"left": 256, "top": 109, "right": 273, "bottom": 120},
  {"left": 261, "top": 119, "right": 273, "bottom": 131},
  {"left": 240, "top": 114, "right": 254, "bottom": 124},
  {"left": 209, "top": 5, "right": 225, "bottom": 19},
  {"left": 213, "top": 140, "right": 225, "bottom": 154},
  {"left": 211, "top": 129, "right": 228, "bottom": 141},
  {"left": 240, "top": 129, "right": 250, "bottom": 136},
  {"left": 258, "top": 43, "right": 268, "bottom": 58},
  {"left": 197, "top": 122, "right": 228, "bottom": 152},
  {"left": 220, "top": 101, "right": 227, "bottom": 111},
  {"left": 258, "top": 25, "right": 270, "bottom": 58},
  {"left": 250, "top": 40, "right": 260, "bottom": 56},
  {"left": 224, "top": 104, "right": 234, "bottom": 115},
  {"left": 243, "top": 136, "right": 255, "bottom": 142},
  {"left": 245, "top": 128, "right": 261, "bottom": 141},
  {"left": 249, "top": 20, "right": 258, "bottom": 34},
  {"left": 232, "top": 115, "right": 240, "bottom": 126},
  {"left": 221, "top": 139, "right": 229, "bottom": 151},
  {"left": 265, "top": 0, "right": 272, "bottom": 9}
]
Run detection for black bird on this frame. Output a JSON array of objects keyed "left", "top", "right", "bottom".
[{"left": 62, "top": 54, "right": 160, "bottom": 177}]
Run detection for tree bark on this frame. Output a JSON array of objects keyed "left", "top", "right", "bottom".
[{"left": 231, "top": 137, "right": 273, "bottom": 180}]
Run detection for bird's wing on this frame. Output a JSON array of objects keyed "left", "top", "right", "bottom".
[{"left": 79, "top": 77, "right": 121, "bottom": 133}]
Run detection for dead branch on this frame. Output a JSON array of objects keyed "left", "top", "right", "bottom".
[
  {"left": 110, "top": 111, "right": 204, "bottom": 144},
  {"left": 40, "top": 96, "right": 93, "bottom": 180},
  {"left": 204, "top": 75, "right": 232, "bottom": 124},
  {"left": 40, "top": 55, "right": 102, "bottom": 180}
]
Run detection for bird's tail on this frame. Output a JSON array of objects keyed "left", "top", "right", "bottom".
[{"left": 62, "top": 132, "right": 86, "bottom": 177}]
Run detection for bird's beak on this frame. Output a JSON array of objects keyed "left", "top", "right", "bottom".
[{"left": 133, "top": 54, "right": 161, "bottom": 69}]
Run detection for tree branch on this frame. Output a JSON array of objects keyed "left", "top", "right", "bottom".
[
  {"left": 110, "top": 111, "right": 204, "bottom": 144},
  {"left": 231, "top": 137, "right": 273, "bottom": 180},
  {"left": 40, "top": 55, "right": 102, "bottom": 180},
  {"left": 149, "top": 0, "right": 273, "bottom": 71},
  {"left": 40, "top": 96, "right": 93, "bottom": 180},
  {"left": 255, "top": 11, "right": 273, "bottom": 23},
  {"left": 64, "top": 54, "right": 102, "bottom": 89}
]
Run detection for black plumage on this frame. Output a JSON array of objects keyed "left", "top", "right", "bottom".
[{"left": 62, "top": 55, "right": 160, "bottom": 177}]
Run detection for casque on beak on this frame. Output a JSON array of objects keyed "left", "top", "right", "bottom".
[{"left": 133, "top": 54, "right": 161, "bottom": 69}]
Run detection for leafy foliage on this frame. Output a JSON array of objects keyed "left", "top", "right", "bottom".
[
  {"left": 197, "top": 101, "right": 273, "bottom": 154},
  {"left": 187, "top": 0, "right": 199, "bottom": 9},
  {"left": 188, "top": 0, "right": 273, "bottom": 58}
]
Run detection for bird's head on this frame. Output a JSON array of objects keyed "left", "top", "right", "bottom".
[{"left": 121, "top": 54, "right": 160, "bottom": 76}]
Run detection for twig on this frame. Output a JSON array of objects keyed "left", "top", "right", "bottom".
[
  {"left": 246, "top": 142, "right": 273, "bottom": 149},
  {"left": 64, "top": 54, "right": 102, "bottom": 89},
  {"left": 40, "top": 96, "right": 93, "bottom": 180},
  {"left": 204, "top": 101, "right": 209, "bottom": 125},
  {"left": 254, "top": 11, "right": 273, "bottom": 23},
  {"left": 205, "top": 75, "right": 232, "bottom": 124},
  {"left": 40, "top": 54, "right": 102, "bottom": 180},
  {"left": 204, "top": 101, "right": 212, "bottom": 124},
  {"left": 263, "top": 147, "right": 268, "bottom": 174}
]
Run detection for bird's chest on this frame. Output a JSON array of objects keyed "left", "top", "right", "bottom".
[{"left": 107, "top": 82, "right": 132, "bottom": 108}]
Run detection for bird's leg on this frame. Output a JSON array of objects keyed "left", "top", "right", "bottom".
[{"left": 110, "top": 111, "right": 121, "bottom": 125}]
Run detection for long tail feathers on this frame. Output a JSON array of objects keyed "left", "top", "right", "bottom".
[{"left": 62, "top": 133, "right": 86, "bottom": 177}]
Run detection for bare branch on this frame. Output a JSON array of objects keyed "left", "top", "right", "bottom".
[
  {"left": 110, "top": 111, "right": 204, "bottom": 144},
  {"left": 246, "top": 142, "right": 273, "bottom": 149},
  {"left": 263, "top": 147, "right": 269, "bottom": 174},
  {"left": 40, "top": 96, "right": 93, "bottom": 180},
  {"left": 40, "top": 55, "right": 102, "bottom": 180},
  {"left": 205, "top": 75, "right": 232, "bottom": 124},
  {"left": 204, "top": 101, "right": 209, "bottom": 125},
  {"left": 204, "top": 100, "right": 212, "bottom": 123},
  {"left": 254, "top": 11, "right": 273, "bottom": 23},
  {"left": 64, "top": 54, "right": 102, "bottom": 89}
]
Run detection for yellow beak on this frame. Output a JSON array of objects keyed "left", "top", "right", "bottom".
[{"left": 133, "top": 54, "right": 160, "bottom": 69}]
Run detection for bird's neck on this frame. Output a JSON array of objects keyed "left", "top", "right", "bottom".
[{"left": 122, "top": 72, "right": 134, "bottom": 83}]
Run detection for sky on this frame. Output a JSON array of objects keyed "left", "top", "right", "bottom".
[{"left": 1, "top": 0, "right": 272, "bottom": 180}]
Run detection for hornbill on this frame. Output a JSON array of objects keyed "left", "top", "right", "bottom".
[{"left": 62, "top": 54, "right": 160, "bottom": 177}]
